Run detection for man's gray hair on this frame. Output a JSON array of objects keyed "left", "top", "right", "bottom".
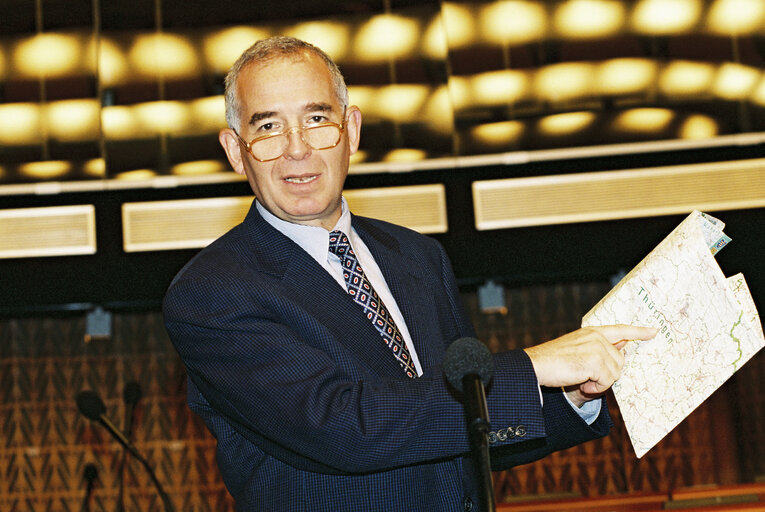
[{"left": 223, "top": 36, "right": 349, "bottom": 131}]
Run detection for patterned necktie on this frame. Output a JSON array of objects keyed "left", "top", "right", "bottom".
[{"left": 328, "top": 230, "right": 417, "bottom": 378}]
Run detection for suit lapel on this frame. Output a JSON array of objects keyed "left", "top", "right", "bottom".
[{"left": 352, "top": 217, "right": 444, "bottom": 376}]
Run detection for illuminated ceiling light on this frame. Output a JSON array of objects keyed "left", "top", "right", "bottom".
[
  {"left": 752, "top": 77, "right": 765, "bottom": 106},
  {"left": 713, "top": 63, "right": 760, "bottom": 100},
  {"left": 535, "top": 63, "right": 595, "bottom": 102},
  {"left": 423, "top": 86, "right": 455, "bottom": 134},
  {"left": 0, "top": 44, "right": 7, "bottom": 80},
  {"left": 538, "top": 111, "right": 596, "bottom": 135},
  {"left": 348, "top": 86, "right": 376, "bottom": 116},
  {"left": 597, "top": 58, "right": 656, "bottom": 95},
  {"left": 130, "top": 33, "right": 198, "bottom": 78},
  {"left": 0, "top": 103, "right": 40, "bottom": 145},
  {"left": 204, "top": 26, "right": 270, "bottom": 74},
  {"left": 441, "top": 2, "right": 476, "bottom": 49},
  {"left": 422, "top": 12, "right": 449, "bottom": 59},
  {"left": 447, "top": 76, "right": 471, "bottom": 110},
  {"left": 678, "top": 114, "right": 719, "bottom": 139},
  {"left": 81, "top": 35, "right": 99, "bottom": 75},
  {"left": 350, "top": 150, "right": 368, "bottom": 165},
  {"left": 471, "top": 70, "right": 529, "bottom": 105},
  {"left": 480, "top": 1, "right": 547, "bottom": 45},
  {"left": 632, "top": 0, "right": 702, "bottom": 34},
  {"left": 382, "top": 148, "right": 427, "bottom": 162},
  {"left": 46, "top": 99, "right": 100, "bottom": 142},
  {"left": 116, "top": 169, "right": 158, "bottom": 180},
  {"left": 375, "top": 85, "right": 430, "bottom": 122},
  {"left": 659, "top": 60, "right": 715, "bottom": 96},
  {"left": 97, "top": 38, "right": 129, "bottom": 87},
  {"left": 613, "top": 108, "right": 675, "bottom": 132},
  {"left": 13, "top": 33, "right": 81, "bottom": 77},
  {"left": 355, "top": 15, "right": 419, "bottom": 61},
  {"left": 555, "top": 0, "right": 625, "bottom": 38},
  {"left": 707, "top": 0, "right": 765, "bottom": 35},
  {"left": 189, "top": 96, "right": 226, "bottom": 133},
  {"left": 102, "top": 106, "right": 140, "bottom": 139},
  {"left": 134, "top": 101, "right": 191, "bottom": 135},
  {"left": 83, "top": 158, "right": 106, "bottom": 178},
  {"left": 171, "top": 160, "right": 227, "bottom": 176},
  {"left": 286, "top": 21, "right": 349, "bottom": 61},
  {"left": 19, "top": 160, "right": 72, "bottom": 179},
  {"left": 471, "top": 120, "right": 525, "bottom": 145}
]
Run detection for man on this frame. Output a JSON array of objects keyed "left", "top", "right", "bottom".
[{"left": 163, "top": 36, "right": 655, "bottom": 511}]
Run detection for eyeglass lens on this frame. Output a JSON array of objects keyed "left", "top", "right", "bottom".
[{"left": 252, "top": 125, "right": 341, "bottom": 161}]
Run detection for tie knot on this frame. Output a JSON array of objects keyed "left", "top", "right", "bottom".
[{"left": 328, "top": 230, "right": 351, "bottom": 257}]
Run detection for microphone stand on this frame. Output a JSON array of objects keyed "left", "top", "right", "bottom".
[
  {"left": 99, "top": 415, "right": 174, "bottom": 512},
  {"left": 119, "top": 382, "right": 141, "bottom": 512},
  {"left": 117, "top": 446, "right": 128, "bottom": 512},
  {"left": 462, "top": 374, "right": 495, "bottom": 512},
  {"left": 443, "top": 337, "right": 496, "bottom": 512},
  {"left": 133, "top": 450, "right": 175, "bottom": 512}
]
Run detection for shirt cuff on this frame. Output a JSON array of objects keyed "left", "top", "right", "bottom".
[{"left": 562, "top": 388, "right": 602, "bottom": 425}]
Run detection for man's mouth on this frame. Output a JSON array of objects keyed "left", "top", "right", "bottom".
[{"left": 284, "top": 175, "right": 318, "bottom": 184}]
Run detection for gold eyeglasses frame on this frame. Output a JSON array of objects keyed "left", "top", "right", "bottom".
[{"left": 233, "top": 118, "right": 347, "bottom": 162}]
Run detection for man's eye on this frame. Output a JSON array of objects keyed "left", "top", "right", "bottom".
[
  {"left": 258, "top": 122, "right": 279, "bottom": 132},
  {"left": 307, "top": 115, "right": 328, "bottom": 125}
]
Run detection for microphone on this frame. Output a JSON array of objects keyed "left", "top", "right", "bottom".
[
  {"left": 82, "top": 463, "right": 98, "bottom": 512},
  {"left": 76, "top": 390, "right": 174, "bottom": 512},
  {"left": 443, "top": 337, "right": 493, "bottom": 391},
  {"left": 123, "top": 381, "right": 142, "bottom": 417},
  {"left": 119, "top": 381, "right": 142, "bottom": 512},
  {"left": 444, "top": 337, "right": 496, "bottom": 512},
  {"left": 443, "top": 337, "right": 494, "bottom": 438}
]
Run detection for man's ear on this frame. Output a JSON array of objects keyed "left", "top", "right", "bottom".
[
  {"left": 219, "top": 128, "right": 246, "bottom": 175},
  {"left": 345, "top": 106, "right": 363, "bottom": 155}
]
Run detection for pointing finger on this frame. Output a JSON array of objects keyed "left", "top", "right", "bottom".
[{"left": 593, "top": 325, "right": 658, "bottom": 345}]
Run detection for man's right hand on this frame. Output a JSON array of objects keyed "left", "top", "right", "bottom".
[{"left": 523, "top": 325, "right": 657, "bottom": 407}]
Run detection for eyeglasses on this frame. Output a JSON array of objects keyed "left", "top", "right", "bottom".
[{"left": 234, "top": 120, "right": 346, "bottom": 162}]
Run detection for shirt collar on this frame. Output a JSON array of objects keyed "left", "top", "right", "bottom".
[{"left": 256, "top": 198, "right": 352, "bottom": 264}]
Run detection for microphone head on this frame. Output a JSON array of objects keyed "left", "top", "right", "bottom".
[
  {"left": 123, "top": 381, "right": 142, "bottom": 406},
  {"left": 84, "top": 463, "right": 98, "bottom": 481},
  {"left": 443, "top": 337, "right": 494, "bottom": 392},
  {"left": 76, "top": 390, "right": 106, "bottom": 420}
]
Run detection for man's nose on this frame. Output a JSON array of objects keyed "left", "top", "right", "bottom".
[{"left": 283, "top": 127, "right": 311, "bottom": 160}]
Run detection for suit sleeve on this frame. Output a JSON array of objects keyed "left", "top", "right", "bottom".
[{"left": 431, "top": 236, "right": 612, "bottom": 468}]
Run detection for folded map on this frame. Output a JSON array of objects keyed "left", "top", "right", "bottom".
[{"left": 582, "top": 210, "right": 765, "bottom": 458}]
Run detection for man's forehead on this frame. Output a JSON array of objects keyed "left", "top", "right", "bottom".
[{"left": 237, "top": 61, "right": 339, "bottom": 119}]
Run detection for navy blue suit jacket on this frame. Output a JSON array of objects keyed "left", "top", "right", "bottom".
[{"left": 163, "top": 200, "right": 612, "bottom": 511}]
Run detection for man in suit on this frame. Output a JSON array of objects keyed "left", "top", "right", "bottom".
[{"left": 163, "top": 36, "right": 656, "bottom": 511}]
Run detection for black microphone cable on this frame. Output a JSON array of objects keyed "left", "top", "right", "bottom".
[{"left": 118, "top": 381, "right": 142, "bottom": 512}]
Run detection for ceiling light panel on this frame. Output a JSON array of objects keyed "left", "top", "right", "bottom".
[{"left": 0, "top": 205, "right": 96, "bottom": 258}]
